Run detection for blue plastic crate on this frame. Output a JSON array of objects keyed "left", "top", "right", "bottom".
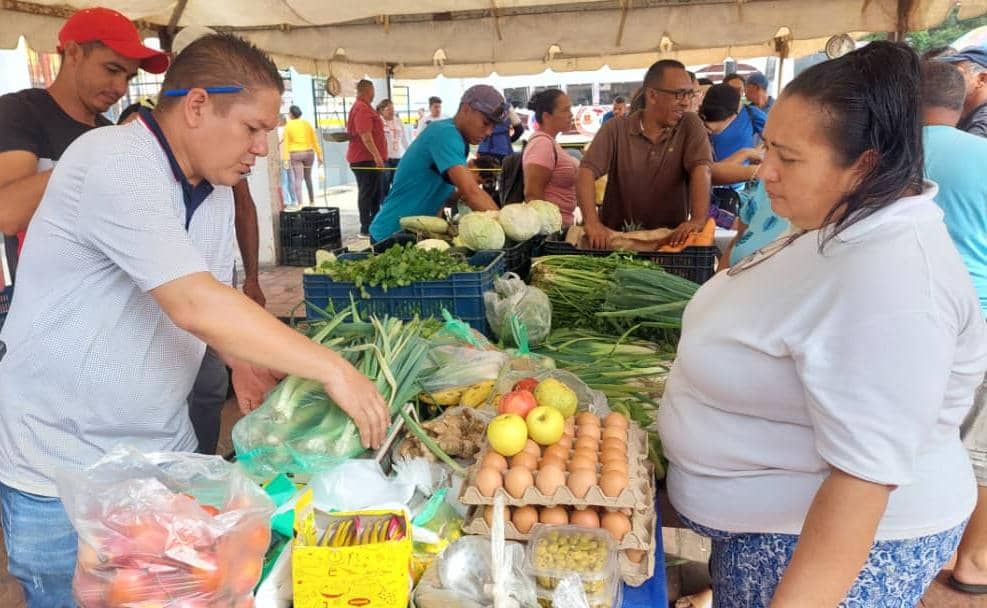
[
  {"left": 371, "top": 231, "right": 544, "bottom": 279},
  {"left": 302, "top": 250, "right": 505, "bottom": 334}
]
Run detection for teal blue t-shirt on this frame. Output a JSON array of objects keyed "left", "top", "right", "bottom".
[
  {"left": 924, "top": 125, "right": 987, "bottom": 316},
  {"left": 369, "top": 119, "right": 468, "bottom": 241},
  {"left": 729, "top": 180, "right": 790, "bottom": 265}
]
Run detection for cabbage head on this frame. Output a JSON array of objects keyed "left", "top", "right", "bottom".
[
  {"left": 498, "top": 203, "right": 541, "bottom": 242},
  {"left": 458, "top": 211, "right": 506, "bottom": 250},
  {"left": 527, "top": 200, "right": 563, "bottom": 235}
]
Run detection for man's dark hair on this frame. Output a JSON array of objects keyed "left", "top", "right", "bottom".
[
  {"left": 698, "top": 77, "right": 714, "bottom": 86},
  {"left": 289, "top": 105, "right": 302, "bottom": 119},
  {"left": 613, "top": 96, "right": 626, "bottom": 104},
  {"left": 429, "top": 96, "right": 442, "bottom": 106},
  {"left": 723, "top": 73, "right": 746, "bottom": 86},
  {"left": 527, "top": 88, "right": 565, "bottom": 123},
  {"left": 784, "top": 40, "right": 923, "bottom": 248},
  {"left": 156, "top": 33, "right": 283, "bottom": 114},
  {"left": 643, "top": 60, "right": 686, "bottom": 89},
  {"left": 687, "top": 70, "right": 697, "bottom": 83},
  {"left": 921, "top": 61, "right": 966, "bottom": 112},
  {"left": 922, "top": 46, "right": 956, "bottom": 61}
]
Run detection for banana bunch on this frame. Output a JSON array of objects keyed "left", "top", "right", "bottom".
[
  {"left": 419, "top": 380, "right": 495, "bottom": 408},
  {"left": 319, "top": 515, "right": 406, "bottom": 548}
]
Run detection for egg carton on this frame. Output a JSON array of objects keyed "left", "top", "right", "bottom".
[
  {"left": 459, "top": 424, "right": 652, "bottom": 509},
  {"left": 461, "top": 504, "right": 657, "bottom": 587}
]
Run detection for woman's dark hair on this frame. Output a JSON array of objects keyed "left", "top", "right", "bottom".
[
  {"left": 376, "top": 98, "right": 393, "bottom": 113},
  {"left": 782, "top": 40, "right": 924, "bottom": 247},
  {"left": 289, "top": 105, "right": 302, "bottom": 119},
  {"left": 699, "top": 84, "right": 740, "bottom": 122},
  {"left": 526, "top": 88, "right": 565, "bottom": 123},
  {"left": 117, "top": 103, "right": 144, "bottom": 125}
]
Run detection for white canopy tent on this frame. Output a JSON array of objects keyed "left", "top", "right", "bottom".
[{"left": 2, "top": 0, "right": 987, "bottom": 83}]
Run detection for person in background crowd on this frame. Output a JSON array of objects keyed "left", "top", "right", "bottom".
[
  {"left": 0, "top": 7, "right": 169, "bottom": 331},
  {"left": 659, "top": 41, "right": 987, "bottom": 608},
  {"left": 700, "top": 84, "right": 766, "bottom": 177},
  {"left": 377, "top": 98, "right": 410, "bottom": 198},
  {"left": 283, "top": 104, "right": 322, "bottom": 206},
  {"left": 601, "top": 96, "right": 627, "bottom": 124},
  {"left": 369, "top": 85, "right": 503, "bottom": 242},
  {"left": 346, "top": 80, "right": 386, "bottom": 237},
  {"left": 936, "top": 46, "right": 987, "bottom": 138},
  {"left": 920, "top": 59, "right": 987, "bottom": 596},
  {"left": 478, "top": 107, "right": 525, "bottom": 163},
  {"left": 277, "top": 114, "right": 297, "bottom": 207},
  {"left": 722, "top": 72, "right": 746, "bottom": 95},
  {"left": 577, "top": 60, "right": 712, "bottom": 249},
  {"left": 417, "top": 95, "right": 445, "bottom": 134},
  {"left": 117, "top": 96, "right": 157, "bottom": 124},
  {"left": 523, "top": 89, "right": 579, "bottom": 226},
  {"left": 745, "top": 72, "right": 774, "bottom": 113},
  {"left": 0, "top": 33, "right": 390, "bottom": 607}
]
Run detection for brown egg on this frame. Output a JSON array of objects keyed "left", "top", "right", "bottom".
[
  {"left": 576, "top": 412, "right": 600, "bottom": 427},
  {"left": 564, "top": 417, "right": 576, "bottom": 434},
  {"left": 539, "top": 506, "right": 569, "bottom": 526},
  {"left": 600, "top": 449, "right": 626, "bottom": 466},
  {"left": 570, "top": 508, "right": 600, "bottom": 529},
  {"left": 569, "top": 454, "right": 597, "bottom": 472},
  {"left": 572, "top": 445, "right": 599, "bottom": 461},
  {"left": 576, "top": 424, "right": 601, "bottom": 442},
  {"left": 504, "top": 466, "right": 534, "bottom": 498},
  {"left": 603, "top": 426, "right": 626, "bottom": 442},
  {"left": 483, "top": 505, "right": 511, "bottom": 527},
  {"left": 601, "top": 460, "right": 628, "bottom": 477},
  {"left": 522, "top": 439, "right": 542, "bottom": 458},
  {"left": 574, "top": 436, "right": 599, "bottom": 452},
  {"left": 480, "top": 451, "right": 509, "bottom": 473},
  {"left": 535, "top": 464, "right": 566, "bottom": 496},
  {"left": 510, "top": 451, "right": 539, "bottom": 471},
  {"left": 543, "top": 444, "right": 569, "bottom": 462},
  {"left": 540, "top": 454, "right": 568, "bottom": 471},
  {"left": 601, "top": 510, "right": 632, "bottom": 541},
  {"left": 604, "top": 412, "right": 629, "bottom": 430},
  {"left": 601, "top": 437, "right": 627, "bottom": 455},
  {"left": 625, "top": 548, "right": 646, "bottom": 563},
  {"left": 567, "top": 469, "right": 597, "bottom": 498},
  {"left": 599, "top": 470, "right": 628, "bottom": 498},
  {"left": 475, "top": 466, "right": 504, "bottom": 497},
  {"left": 512, "top": 505, "right": 539, "bottom": 534},
  {"left": 557, "top": 434, "right": 573, "bottom": 449}
]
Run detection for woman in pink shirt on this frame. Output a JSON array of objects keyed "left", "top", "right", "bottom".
[{"left": 523, "top": 89, "right": 579, "bottom": 226}]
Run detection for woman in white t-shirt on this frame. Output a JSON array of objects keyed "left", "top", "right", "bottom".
[
  {"left": 658, "top": 41, "right": 987, "bottom": 607},
  {"left": 377, "top": 98, "right": 410, "bottom": 198}
]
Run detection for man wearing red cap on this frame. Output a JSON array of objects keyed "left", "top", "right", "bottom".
[{"left": 0, "top": 7, "right": 169, "bottom": 327}]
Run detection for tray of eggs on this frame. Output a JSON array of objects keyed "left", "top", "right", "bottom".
[
  {"left": 462, "top": 500, "right": 657, "bottom": 586},
  {"left": 459, "top": 412, "right": 652, "bottom": 510}
]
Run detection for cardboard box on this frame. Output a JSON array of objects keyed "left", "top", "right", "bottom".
[{"left": 291, "top": 490, "right": 412, "bottom": 608}]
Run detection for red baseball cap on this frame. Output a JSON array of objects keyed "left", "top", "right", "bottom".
[{"left": 58, "top": 7, "right": 170, "bottom": 74}]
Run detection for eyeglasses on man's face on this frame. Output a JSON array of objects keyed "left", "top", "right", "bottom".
[{"left": 650, "top": 87, "right": 698, "bottom": 102}]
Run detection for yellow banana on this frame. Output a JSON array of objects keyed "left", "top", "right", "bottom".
[
  {"left": 374, "top": 519, "right": 387, "bottom": 544},
  {"left": 460, "top": 381, "right": 495, "bottom": 407},
  {"left": 334, "top": 520, "right": 352, "bottom": 547},
  {"left": 420, "top": 388, "right": 463, "bottom": 406}
]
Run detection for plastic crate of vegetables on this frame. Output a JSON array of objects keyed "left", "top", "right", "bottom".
[
  {"left": 539, "top": 230, "right": 718, "bottom": 285},
  {"left": 371, "top": 231, "right": 544, "bottom": 280},
  {"left": 303, "top": 244, "right": 505, "bottom": 334}
]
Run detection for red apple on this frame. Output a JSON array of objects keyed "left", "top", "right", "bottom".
[
  {"left": 498, "top": 389, "right": 538, "bottom": 418},
  {"left": 512, "top": 378, "right": 540, "bottom": 393}
]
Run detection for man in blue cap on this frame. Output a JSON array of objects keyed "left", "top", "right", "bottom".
[
  {"left": 744, "top": 72, "right": 774, "bottom": 113},
  {"left": 937, "top": 46, "right": 987, "bottom": 138},
  {"left": 369, "top": 85, "right": 504, "bottom": 241}
]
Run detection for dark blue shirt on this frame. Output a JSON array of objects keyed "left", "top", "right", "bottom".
[{"left": 478, "top": 122, "right": 513, "bottom": 157}]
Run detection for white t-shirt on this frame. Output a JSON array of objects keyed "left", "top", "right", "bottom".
[
  {"left": 0, "top": 119, "right": 236, "bottom": 496},
  {"left": 658, "top": 184, "right": 987, "bottom": 540}
]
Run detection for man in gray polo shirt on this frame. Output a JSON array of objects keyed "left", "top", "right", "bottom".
[{"left": 0, "top": 34, "right": 388, "bottom": 606}]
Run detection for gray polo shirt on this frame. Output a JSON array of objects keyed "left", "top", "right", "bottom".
[{"left": 0, "top": 119, "right": 235, "bottom": 496}]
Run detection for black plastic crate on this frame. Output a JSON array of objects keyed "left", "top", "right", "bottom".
[
  {"left": 281, "top": 238, "right": 343, "bottom": 267},
  {"left": 538, "top": 233, "right": 718, "bottom": 284},
  {"left": 371, "top": 231, "right": 544, "bottom": 279},
  {"left": 279, "top": 207, "right": 341, "bottom": 248}
]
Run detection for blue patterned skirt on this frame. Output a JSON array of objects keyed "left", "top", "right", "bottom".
[{"left": 680, "top": 515, "right": 966, "bottom": 607}]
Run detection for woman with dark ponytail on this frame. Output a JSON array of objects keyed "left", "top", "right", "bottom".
[{"left": 659, "top": 41, "right": 987, "bottom": 607}]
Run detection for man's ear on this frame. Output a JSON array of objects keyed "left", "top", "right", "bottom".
[
  {"left": 182, "top": 89, "right": 209, "bottom": 128},
  {"left": 977, "top": 71, "right": 987, "bottom": 89}
]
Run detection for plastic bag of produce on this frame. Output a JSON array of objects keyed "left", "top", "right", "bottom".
[
  {"left": 490, "top": 368, "right": 610, "bottom": 417},
  {"left": 484, "top": 273, "right": 552, "bottom": 347},
  {"left": 418, "top": 346, "right": 509, "bottom": 406},
  {"left": 56, "top": 446, "right": 274, "bottom": 608}
]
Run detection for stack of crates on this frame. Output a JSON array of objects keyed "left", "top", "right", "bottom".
[{"left": 279, "top": 207, "right": 342, "bottom": 267}]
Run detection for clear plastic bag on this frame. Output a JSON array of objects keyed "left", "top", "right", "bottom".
[
  {"left": 490, "top": 368, "right": 610, "bottom": 416},
  {"left": 56, "top": 446, "right": 274, "bottom": 608},
  {"left": 484, "top": 273, "right": 552, "bottom": 347},
  {"left": 419, "top": 345, "right": 509, "bottom": 394}
]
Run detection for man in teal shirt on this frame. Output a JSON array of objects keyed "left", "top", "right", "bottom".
[
  {"left": 921, "top": 60, "right": 987, "bottom": 596},
  {"left": 370, "top": 85, "right": 503, "bottom": 241}
]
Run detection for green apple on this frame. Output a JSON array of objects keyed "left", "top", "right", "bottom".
[
  {"left": 486, "top": 414, "right": 529, "bottom": 456},
  {"left": 534, "top": 378, "right": 578, "bottom": 417},
  {"left": 525, "top": 406, "right": 565, "bottom": 446}
]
